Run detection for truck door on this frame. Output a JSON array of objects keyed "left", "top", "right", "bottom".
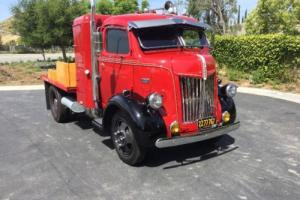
[{"left": 99, "top": 27, "right": 133, "bottom": 107}]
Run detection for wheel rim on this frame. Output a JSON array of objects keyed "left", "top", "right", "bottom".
[{"left": 112, "top": 119, "right": 134, "bottom": 157}]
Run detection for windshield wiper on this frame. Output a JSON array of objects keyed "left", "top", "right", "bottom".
[{"left": 184, "top": 45, "right": 210, "bottom": 49}]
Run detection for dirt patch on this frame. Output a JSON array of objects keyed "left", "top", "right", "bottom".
[{"left": 0, "top": 65, "right": 44, "bottom": 86}]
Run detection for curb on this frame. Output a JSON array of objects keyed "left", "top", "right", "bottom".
[
  {"left": 0, "top": 85, "right": 44, "bottom": 91},
  {"left": 0, "top": 85, "right": 299, "bottom": 104},
  {"left": 238, "top": 87, "right": 300, "bottom": 104}
]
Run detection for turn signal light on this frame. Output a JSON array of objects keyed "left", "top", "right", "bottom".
[
  {"left": 170, "top": 121, "right": 180, "bottom": 135},
  {"left": 222, "top": 111, "right": 231, "bottom": 123}
]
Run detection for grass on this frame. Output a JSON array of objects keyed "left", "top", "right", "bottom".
[{"left": 218, "top": 66, "right": 300, "bottom": 94}]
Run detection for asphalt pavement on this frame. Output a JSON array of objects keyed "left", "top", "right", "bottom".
[{"left": 0, "top": 90, "right": 299, "bottom": 200}]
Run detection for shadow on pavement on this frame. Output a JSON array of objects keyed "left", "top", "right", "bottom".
[
  {"left": 144, "top": 135, "right": 237, "bottom": 169},
  {"left": 73, "top": 117, "right": 114, "bottom": 149},
  {"left": 72, "top": 118, "right": 237, "bottom": 168}
]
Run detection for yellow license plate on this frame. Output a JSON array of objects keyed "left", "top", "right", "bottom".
[{"left": 198, "top": 117, "right": 216, "bottom": 129}]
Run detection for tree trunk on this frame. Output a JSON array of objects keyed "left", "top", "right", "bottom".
[
  {"left": 41, "top": 48, "right": 46, "bottom": 61},
  {"left": 210, "top": 0, "right": 226, "bottom": 34},
  {"left": 60, "top": 46, "right": 67, "bottom": 62},
  {"left": 217, "top": 4, "right": 226, "bottom": 35}
]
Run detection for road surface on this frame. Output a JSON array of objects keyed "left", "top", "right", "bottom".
[
  {"left": 0, "top": 90, "right": 299, "bottom": 200},
  {"left": 0, "top": 53, "right": 74, "bottom": 63}
]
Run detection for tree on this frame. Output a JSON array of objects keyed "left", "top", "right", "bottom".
[
  {"left": 12, "top": 0, "right": 50, "bottom": 60},
  {"left": 37, "top": 0, "right": 85, "bottom": 61},
  {"left": 141, "top": 0, "right": 149, "bottom": 11},
  {"left": 237, "top": 5, "right": 240, "bottom": 24},
  {"left": 12, "top": 0, "right": 85, "bottom": 61},
  {"left": 81, "top": 0, "right": 91, "bottom": 13},
  {"left": 113, "top": 0, "right": 138, "bottom": 14},
  {"left": 0, "top": 35, "right": 2, "bottom": 50},
  {"left": 8, "top": 40, "right": 17, "bottom": 53},
  {"left": 97, "top": 0, "right": 114, "bottom": 14},
  {"left": 187, "top": 0, "right": 238, "bottom": 34},
  {"left": 246, "top": 0, "right": 300, "bottom": 35}
]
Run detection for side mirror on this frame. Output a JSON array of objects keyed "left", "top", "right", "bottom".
[{"left": 94, "top": 32, "right": 102, "bottom": 53}]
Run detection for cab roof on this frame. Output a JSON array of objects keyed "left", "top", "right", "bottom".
[{"left": 104, "top": 13, "right": 210, "bottom": 30}]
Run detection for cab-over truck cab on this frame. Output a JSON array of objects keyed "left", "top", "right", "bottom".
[{"left": 43, "top": 11, "right": 240, "bottom": 165}]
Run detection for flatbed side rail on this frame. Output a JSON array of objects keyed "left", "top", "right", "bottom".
[{"left": 41, "top": 75, "right": 77, "bottom": 93}]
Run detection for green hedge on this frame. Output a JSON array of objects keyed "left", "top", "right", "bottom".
[{"left": 213, "top": 34, "right": 300, "bottom": 83}]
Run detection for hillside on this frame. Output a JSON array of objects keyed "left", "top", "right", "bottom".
[{"left": 0, "top": 17, "right": 20, "bottom": 45}]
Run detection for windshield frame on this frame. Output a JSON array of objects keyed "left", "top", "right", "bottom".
[{"left": 135, "top": 25, "right": 210, "bottom": 51}]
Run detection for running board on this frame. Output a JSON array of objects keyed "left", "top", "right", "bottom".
[
  {"left": 92, "top": 118, "right": 103, "bottom": 130},
  {"left": 61, "top": 97, "right": 85, "bottom": 113}
]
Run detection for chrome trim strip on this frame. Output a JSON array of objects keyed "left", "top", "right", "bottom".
[
  {"left": 155, "top": 122, "right": 240, "bottom": 148},
  {"left": 198, "top": 55, "right": 207, "bottom": 80}
]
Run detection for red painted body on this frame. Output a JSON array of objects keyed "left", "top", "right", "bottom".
[{"left": 72, "top": 13, "right": 222, "bottom": 138}]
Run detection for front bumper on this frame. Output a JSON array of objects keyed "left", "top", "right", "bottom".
[{"left": 155, "top": 122, "right": 240, "bottom": 148}]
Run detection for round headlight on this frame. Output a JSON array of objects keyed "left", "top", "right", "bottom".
[
  {"left": 148, "top": 93, "right": 163, "bottom": 110},
  {"left": 226, "top": 84, "right": 238, "bottom": 98}
]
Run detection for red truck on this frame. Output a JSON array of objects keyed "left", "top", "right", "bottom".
[{"left": 42, "top": 1, "right": 240, "bottom": 165}]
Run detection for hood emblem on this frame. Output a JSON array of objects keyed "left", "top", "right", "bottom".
[
  {"left": 141, "top": 78, "right": 150, "bottom": 84},
  {"left": 197, "top": 55, "right": 207, "bottom": 80}
]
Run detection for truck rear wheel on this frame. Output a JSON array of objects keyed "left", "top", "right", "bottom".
[
  {"left": 48, "top": 86, "right": 70, "bottom": 123},
  {"left": 111, "top": 111, "right": 146, "bottom": 166}
]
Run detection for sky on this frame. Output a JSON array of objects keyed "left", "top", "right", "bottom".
[{"left": 0, "top": 0, "right": 258, "bottom": 22}]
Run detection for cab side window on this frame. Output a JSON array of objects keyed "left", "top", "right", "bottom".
[{"left": 106, "top": 29, "right": 129, "bottom": 54}]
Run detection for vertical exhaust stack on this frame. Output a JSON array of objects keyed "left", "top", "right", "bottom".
[{"left": 90, "top": 0, "right": 101, "bottom": 112}]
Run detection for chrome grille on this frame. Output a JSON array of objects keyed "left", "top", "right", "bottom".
[{"left": 180, "top": 75, "right": 215, "bottom": 122}]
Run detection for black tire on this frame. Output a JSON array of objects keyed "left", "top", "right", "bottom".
[
  {"left": 48, "top": 86, "right": 70, "bottom": 123},
  {"left": 111, "top": 111, "right": 146, "bottom": 166}
]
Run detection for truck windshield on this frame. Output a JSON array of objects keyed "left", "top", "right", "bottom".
[{"left": 136, "top": 26, "right": 209, "bottom": 50}]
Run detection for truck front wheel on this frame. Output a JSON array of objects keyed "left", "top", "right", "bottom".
[
  {"left": 111, "top": 111, "right": 146, "bottom": 166},
  {"left": 48, "top": 86, "right": 70, "bottom": 123}
]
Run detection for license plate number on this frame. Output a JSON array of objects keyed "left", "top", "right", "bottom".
[{"left": 198, "top": 118, "right": 216, "bottom": 129}]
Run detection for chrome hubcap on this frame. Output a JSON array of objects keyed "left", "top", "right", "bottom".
[
  {"left": 113, "top": 120, "right": 133, "bottom": 156},
  {"left": 113, "top": 130, "right": 127, "bottom": 148}
]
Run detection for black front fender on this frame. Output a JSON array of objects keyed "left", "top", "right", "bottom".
[
  {"left": 218, "top": 86, "right": 237, "bottom": 124},
  {"left": 103, "top": 95, "right": 166, "bottom": 146}
]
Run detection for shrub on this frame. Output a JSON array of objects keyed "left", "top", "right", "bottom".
[
  {"left": 227, "top": 68, "right": 248, "bottom": 81},
  {"left": 213, "top": 34, "right": 300, "bottom": 83}
]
